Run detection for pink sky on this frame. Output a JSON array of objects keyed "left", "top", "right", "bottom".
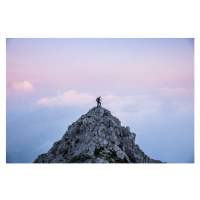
[{"left": 7, "top": 38, "right": 193, "bottom": 98}]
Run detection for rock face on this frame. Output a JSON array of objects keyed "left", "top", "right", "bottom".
[{"left": 34, "top": 107, "right": 163, "bottom": 163}]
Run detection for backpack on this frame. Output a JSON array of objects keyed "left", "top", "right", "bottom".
[{"left": 96, "top": 97, "right": 99, "bottom": 102}]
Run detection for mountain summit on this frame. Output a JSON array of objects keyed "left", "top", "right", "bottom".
[{"left": 34, "top": 107, "right": 163, "bottom": 163}]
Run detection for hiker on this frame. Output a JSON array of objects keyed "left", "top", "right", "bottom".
[{"left": 96, "top": 96, "right": 101, "bottom": 107}]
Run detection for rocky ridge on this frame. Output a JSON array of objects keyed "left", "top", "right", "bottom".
[{"left": 34, "top": 107, "right": 163, "bottom": 163}]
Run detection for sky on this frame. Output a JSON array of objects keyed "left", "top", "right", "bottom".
[{"left": 6, "top": 38, "right": 194, "bottom": 163}]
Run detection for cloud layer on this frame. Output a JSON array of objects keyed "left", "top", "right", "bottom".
[
  {"left": 36, "top": 91, "right": 164, "bottom": 125},
  {"left": 36, "top": 90, "right": 95, "bottom": 107},
  {"left": 159, "top": 87, "right": 193, "bottom": 95},
  {"left": 35, "top": 89, "right": 194, "bottom": 126}
]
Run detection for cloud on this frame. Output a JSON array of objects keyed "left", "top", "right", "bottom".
[
  {"left": 12, "top": 81, "right": 34, "bottom": 91},
  {"left": 36, "top": 91, "right": 162, "bottom": 125},
  {"left": 172, "top": 100, "right": 194, "bottom": 115},
  {"left": 7, "top": 81, "right": 34, "bottom": 96},
  {"left": 36, "top": 90, "right": 96, "bottom": 107},
  {"left": 159, "top": 87, "right": 193, "bottom": 95},
  {"left": 36, "top": 90, "right": 193, "bottom": 127},
  {"left": 103, "top": 94, "right": 163, "bottom": 125}
]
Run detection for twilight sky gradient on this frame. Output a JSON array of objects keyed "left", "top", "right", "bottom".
[{"left": 6, "top": 38, "right": 194, "bottom": 163}]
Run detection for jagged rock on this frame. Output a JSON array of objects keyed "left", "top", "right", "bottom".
[{"left": 34, "top": 107, "right": 164, "bottom": 163}]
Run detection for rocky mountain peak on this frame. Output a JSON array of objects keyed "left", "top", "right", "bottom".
[{"left": 34, "top": 106, "right": 163, "bottom": 163}]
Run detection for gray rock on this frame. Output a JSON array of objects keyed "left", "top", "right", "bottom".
[
  {"left": 98, "top": 124, "right": 107, "bottom": 138},
  {"left": 34, "top": 106, "right": 164, "bottom": 164},
  {"left": 122, "top": 146, "right": 125, "bottom": 152},
  {"left": 116, "top": 151, "right": 125, "bottom": 159},
  {"left": 103, "top": 139, "right": 108, "bottom": 146}
]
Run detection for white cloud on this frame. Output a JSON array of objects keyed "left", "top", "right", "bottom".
[
  {"left": 35, "top": 89, "right": 193, "bottom": 136},
  {"left": 12, "top": 81, "right": 34, "bottom": 91},
  {"left": 36, "top": 90, "right": 96, "bottom": 106},
  {"left": 36, "top": 90, "right": 193, "bottom": 127},
  {"left": 36, "top": 91, "right": 163, "bottom": 125},
  {"left": 159, "top": 87, "right": 193, "bottom": 95},
  {"left": 103, "top": 94, "right": 162, "bottom": 125}
]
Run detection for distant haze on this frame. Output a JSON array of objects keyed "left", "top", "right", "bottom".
[{"left": 6, "top": 38, "right": 194, "bottom": 163}]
